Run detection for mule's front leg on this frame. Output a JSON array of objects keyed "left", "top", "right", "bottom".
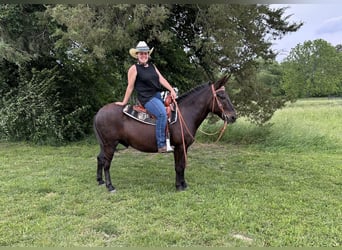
[
  {"left": 174, "top": 147, "right": 187, "bottom": 191},
  {"left": 175, "top": 167, "right": 187, "bottom": 191}
]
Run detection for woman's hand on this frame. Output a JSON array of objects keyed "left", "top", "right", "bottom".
[
  {"left": 170, "top": 89, "right": 177, "bottom": 100},
  {"left": 115, "top": 101, "right": 126, "bottom": 106}
]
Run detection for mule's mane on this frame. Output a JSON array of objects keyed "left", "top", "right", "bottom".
[{"left": 176, "top": 82, "right": 211, "bottom": 103}]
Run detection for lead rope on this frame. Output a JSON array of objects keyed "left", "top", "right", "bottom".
[
  {"left": 171, "top": 84, "right": 228, "bottom": 166},
  {"left": 172, "top": 98, "right": 194, "bottom": 167},
  {"left": 198, "top": 120, "right": 227, "bottom": 142}
]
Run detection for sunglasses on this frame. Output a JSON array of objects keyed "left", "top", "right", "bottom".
[{"left": 137, "top": 52, "right": 149, "bottom": 56}]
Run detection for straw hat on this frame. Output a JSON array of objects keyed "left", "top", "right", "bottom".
[{"left": 129, "top": 41, "right": 154, "bottom": 59}]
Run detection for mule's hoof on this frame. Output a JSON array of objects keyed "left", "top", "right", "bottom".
[
  {"left": 176, "top": 186, "right": 187, "bottom": 192},
  {"left": 176, "top": 183, "right": 187, "bottom": 191},
  {"left": 107, "top": 185, "right": 116, "bottom": 193}
]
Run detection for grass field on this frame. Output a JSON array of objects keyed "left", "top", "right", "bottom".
[{"left": 0, "top": 98, "right": 341, "bottom": 247}]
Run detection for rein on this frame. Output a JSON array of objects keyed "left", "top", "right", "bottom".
[
  {"left": 173, "top": 99, "right": 194, "bottom": 166},
  {"left": 173, "top": 84, "right": 228, "bottom": 166},
  {"left": 198, "top": 85, "right": 228, "bottom": 142}
]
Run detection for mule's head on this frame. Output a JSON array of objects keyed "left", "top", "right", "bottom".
[{"left": 211, "top": 75, "right": 237, "bottom": 123}]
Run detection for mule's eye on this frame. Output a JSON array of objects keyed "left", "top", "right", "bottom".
[{"left": 217, "top": 93, "right": 226, "bottom": 99}]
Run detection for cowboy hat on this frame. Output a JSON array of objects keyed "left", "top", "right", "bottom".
[{"left": 129, "top": 41, "right": 154, "bottom": 59}]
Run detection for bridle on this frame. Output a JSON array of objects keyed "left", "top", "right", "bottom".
[
  {"left": 211, "top": 84, "right": 226, "bottom": 118},
  {"left": 173, "top": 83, "right": 229, "bottom": 165},
  {"left": 203, "top": 84, "right": 228, "bottom": 141}
]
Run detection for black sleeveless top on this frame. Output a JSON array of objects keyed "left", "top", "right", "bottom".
[{"left": 134, "top": 63, "right": 162, "bottom": 105}]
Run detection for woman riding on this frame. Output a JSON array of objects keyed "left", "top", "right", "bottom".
[{"left": 115, "top": 41, "right": 177, "bottom": 153}]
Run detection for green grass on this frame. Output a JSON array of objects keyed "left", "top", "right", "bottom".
[
  {"left": 0, "top": 98, "right": 341, "bottom": 247},
  {"left": 201, "top": 98, "right": 342, "bottom": 152}
]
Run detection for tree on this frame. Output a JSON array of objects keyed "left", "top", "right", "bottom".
[
  {"left": 0, "top": 4, "right": 114, "bottom": 142},
  {"left": 0, "top": 4, "right": 303, "bottom": 143},
  {"left": 281, "top": 39, "right": 342, "bottom": 98},
  {"left": 168, "top": 4, "right": 302, "bottom": 123},
  {"left": 46, "top": 4, "right": 302, "bottom": 122},
  {"left": 335, "top": 44, "right": 342, "bottom": 52},
  {"left": 172, "top": 5, "right": 301, "bottom": 77}
]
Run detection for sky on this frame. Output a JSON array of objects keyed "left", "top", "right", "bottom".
[{"left": 270, "top": 4, "right": 342, "bottom": 62}]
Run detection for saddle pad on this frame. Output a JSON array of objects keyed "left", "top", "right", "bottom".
[{"left": 123, "top": 104, "right": 177, "bottom": 126}]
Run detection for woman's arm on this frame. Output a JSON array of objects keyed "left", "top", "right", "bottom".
[
  {"left": 115, "top": 65, "right": 137, "bottom": 106},
  {"left": 154, "top": 66, "right": 177, "bottom": 100}
]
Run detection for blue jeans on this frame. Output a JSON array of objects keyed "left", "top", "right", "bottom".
[{"left": 144, "top": 93, "right": 167, "bottom": 149}]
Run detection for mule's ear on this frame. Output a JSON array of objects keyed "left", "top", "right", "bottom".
[{"left": 214, "top": 74, "right": 231, "bottom": 89}]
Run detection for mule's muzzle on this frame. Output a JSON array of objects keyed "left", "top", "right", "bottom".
[{"left": 223, "top": 113, "right": 237, "bottom": 123}]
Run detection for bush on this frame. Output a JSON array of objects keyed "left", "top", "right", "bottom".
[{"left": 0, "top": 67, "right": 63, "bottom": 144}]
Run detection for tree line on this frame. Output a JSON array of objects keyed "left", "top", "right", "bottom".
[{"left": 0, "top": 4, "right": 341, "bottom": 144}]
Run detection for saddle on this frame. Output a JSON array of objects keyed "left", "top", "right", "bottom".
[{"left": 123, "top": 94, "right": 177, "bottom": 125}]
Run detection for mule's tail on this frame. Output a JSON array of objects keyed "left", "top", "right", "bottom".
[{"left": 93, "top": 113, "right": 104, "bottom": 150}]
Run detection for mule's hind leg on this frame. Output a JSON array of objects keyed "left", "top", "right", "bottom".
[
  {"left": 97, "top": 151, "right": 105, "bottom": 186},
  {"left": 103, "top": 145, "right": 118, "bottom": 192},
  {"left": 97, "top": 144, "right": 117, "bottom": 192}
]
